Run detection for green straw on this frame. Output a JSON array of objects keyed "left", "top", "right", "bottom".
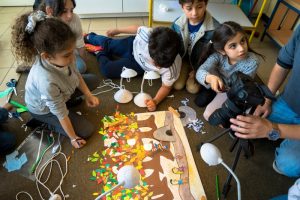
[
  {"left": 9, "top": 100, "right": 28, "bottom": 111},
  {"left": 216, "top": 174, "right": 220, "bottom": 200}
]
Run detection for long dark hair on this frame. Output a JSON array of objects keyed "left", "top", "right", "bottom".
[
  {"left": 11, "top": 11, "right": 76, "bottom": 65},
  {"left": 198, "top": 21, "right": 264, "bottom": 66},
  {"left": 39, "top": 0, "right": 76, "bottom": 16}
]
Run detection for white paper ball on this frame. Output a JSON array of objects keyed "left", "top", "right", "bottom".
[{"left": 117, "top": 165, "right": 140, "bottom": 188}]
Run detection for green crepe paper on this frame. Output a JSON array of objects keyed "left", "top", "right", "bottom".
[{"left": 0, "top": 88, "right": 12, "bottom": 98}]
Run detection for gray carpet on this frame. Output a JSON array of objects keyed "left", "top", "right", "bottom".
[{"left": 0, "top": 53, "right": 295, "bottom": 200}]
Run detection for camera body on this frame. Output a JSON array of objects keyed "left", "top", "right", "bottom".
[{"left": 208, "top": 72, "right": 275, "bottom": 128}]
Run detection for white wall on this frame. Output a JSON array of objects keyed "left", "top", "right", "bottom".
[{"left": 0, "top": 0, "right": 34, "bottom": 6}]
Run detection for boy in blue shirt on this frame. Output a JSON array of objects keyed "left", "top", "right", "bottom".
[{"left": 171, "top": 0, "right": 219, "bottom": 94}]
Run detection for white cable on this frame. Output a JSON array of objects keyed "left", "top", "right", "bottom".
[
  {"left": 35, "top": 133, "right": 68, "bottom": 200},
  {"left": 35, "top": 129, "right": 44, "bottom": 164},
  {"left": 92, "top": 79, "right": 140, "bottom": 96},
  {"left": 16, "top": 191, "right": 33, "bottom": 200},
  {"left": 92, "top": 79, "right": 121, "bottom": 95},
  {"left": 16, "top": 130, "right": 68, "bottom": 200}
]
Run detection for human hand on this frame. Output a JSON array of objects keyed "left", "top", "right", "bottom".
[
  {"left": 85, "top": 95, "right": 99, "bottom": 107},
  {"left": 206, "top": 75, "right": 224, "bottom": 92},
  {"left": 106, "top": 29, "right": 120, "bottom": 37},
  {"left": 230, "top": 115, "right": 272, "bottom": 139},
  {"left": 253, "top": 100, "right": 272, "bottom": 118},
  {"left": 70, "top": 137, "right": 86, "bottom": 148},
  {"left": 145, "top": 99, "right": 157, "bottom": 112}
]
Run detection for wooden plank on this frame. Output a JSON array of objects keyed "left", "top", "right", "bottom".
[
  {"left": 267, "top": 29, "right": 293, "bottom": 46},
  {"left": 281, "top": 9, "right": 298, "bottom": 29},
  {"left": 285, "top": 0, "right": 300, "bottom": 10},
  {"left": 269, "top": 3, "right": 288, "bottom": 30}
]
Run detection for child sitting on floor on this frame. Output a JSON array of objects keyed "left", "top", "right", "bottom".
[
  {"left": 171, "top": 0, "right": 219, "bottom": 94},
  {"left": 195, "top": 21, "right": 263, "bottom": 121},
  {"left": 11, "top": 11, "right": 100, "bottom": 149}
]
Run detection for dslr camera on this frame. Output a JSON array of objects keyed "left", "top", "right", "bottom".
[{"left": 208, "top": 72, "right": 276, "bottom": 128}]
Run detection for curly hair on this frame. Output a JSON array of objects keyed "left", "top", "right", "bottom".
[
  {"left": 11, "top": 11, "right": 76, "bottom": 65},
  {"left": 148, "top": 27, "right": 181, "bottom": 68}
]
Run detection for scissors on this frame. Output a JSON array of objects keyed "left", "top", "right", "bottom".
[
  {"left": 6, "top": 79, "right": 18, "bottom": 96},
  {"left": 8, "top": 111, "right": 23, "bottom": 121}
]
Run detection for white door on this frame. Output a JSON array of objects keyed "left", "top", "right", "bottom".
[
  {"left": 76, "top": 0, "right": 123, "bottom": 14},
  {"left": 123, "top": 0, "right": 148, "bottom": 12}
]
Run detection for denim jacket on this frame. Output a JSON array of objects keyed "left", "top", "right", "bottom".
[{"left": 171, "top": 11, "right": 219, "bottom": 69}]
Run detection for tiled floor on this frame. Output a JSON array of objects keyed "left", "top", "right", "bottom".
[{"left": 0, "top": 6, "right": 280, "bottom": 106}]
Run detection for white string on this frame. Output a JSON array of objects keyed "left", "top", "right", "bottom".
[
  {"left": 92, "top": 79, "right": 121, "bottom": 95},
  {"left": 16, "top": 130, "right": 68, "bottom": 200},
  {"left": 148, "top": 79, "right": 153, "bottom": 86},
  {"left": 92, "top": 79, "right": 140, "bottom": 95},
  {"left": 16, "top": 191, "right": 33, "bottom": 200}
]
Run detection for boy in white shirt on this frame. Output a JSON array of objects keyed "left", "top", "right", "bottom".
[{"left": 85, "top": 26, "right": 182, "bottom": 111}]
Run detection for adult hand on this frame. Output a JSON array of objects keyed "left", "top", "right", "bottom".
[
  {"left": 106, "top": 29, "right": 120, "bottom": 37},
  {"left": 85, "top": 95, "right": 99, "bottom": 107},
  {"left": 70, "top": 137, "right": 86, "bottom": 149},
  {"left": 253, "top": 100, "right": 272, "bottom": 118},
  {"left": 230, "top": 115, "right": 272, "bottom": 139},
  {"left": 206, "top": 75, "right": 224, "bottom": 93},
  {"left": 145, "top": 99, "right": 157, "bottom": 112}
]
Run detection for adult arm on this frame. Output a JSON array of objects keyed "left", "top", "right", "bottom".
[
  {"left": 255, "top": 26, "right": 299, "bottom": 117},
  {"left": 106, "top": 25, "right": 140, "bottom": 37},
  {"left": 254, "top": 63, "right": 290, "bottom": 117},
  {"left": 230, "top": 115, "right": 300, "bottom": 140}
]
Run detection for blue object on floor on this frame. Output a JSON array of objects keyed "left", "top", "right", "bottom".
[{"left": 3, "top": 150, "right": 28, "bottom": 172}]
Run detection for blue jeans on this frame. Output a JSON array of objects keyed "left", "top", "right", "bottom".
[
  {"left": 86, "top": 33, "right": 144, "bottom": 78},
  {"left": 76, "top": 54, "right": 87, "bottom": 74},
  {"left": 268, "top": 96, "right": 300, "bottom": 177}
]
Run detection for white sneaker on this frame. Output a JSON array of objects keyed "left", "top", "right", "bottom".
[{"left": 273, "top": 161, "right": 284, "bottom": 175}]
